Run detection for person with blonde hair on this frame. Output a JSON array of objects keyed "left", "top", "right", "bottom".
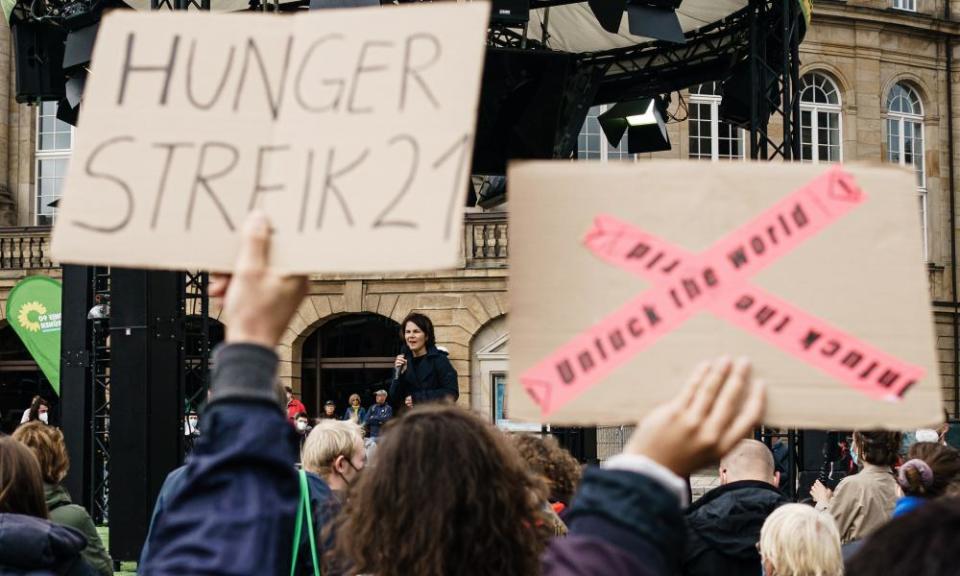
[
  {"left": 341, "top": 393, "right": 367, "bottom": 425},
  {"left": 12, "top": 422, "right": 113, "bottom": 576},
  {"left": 758, "top": 504, "right": 843, "bottom": 576},
  {"left": 297, "top": 418, "right": 366, "bottom": 575}
]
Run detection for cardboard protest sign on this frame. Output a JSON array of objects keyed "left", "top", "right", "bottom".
[
  {"left": 51, "top": 3, "right": 488, "bottom": 273},
  {"left": 508, "top": 161, "right": 943, "bottom": 429}
]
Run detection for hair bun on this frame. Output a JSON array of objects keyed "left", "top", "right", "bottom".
[{"left": 897, "top": 458, "right": 934, "bottom": 492}]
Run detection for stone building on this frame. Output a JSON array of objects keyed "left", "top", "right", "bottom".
[{"left": 1, "top": 0, "right": 959, "bottom": 433}]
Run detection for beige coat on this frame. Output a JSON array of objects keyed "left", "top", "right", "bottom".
[{"left": 818, "top": 463, "right": 899, "bottom": 543}]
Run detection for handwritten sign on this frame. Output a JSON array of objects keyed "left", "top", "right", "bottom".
[
  {"left": 509, "top": 161, "right": 944, "bottom": 429},
  {"left": 51, "top": 3, "right": 489, "bottom": 273}
]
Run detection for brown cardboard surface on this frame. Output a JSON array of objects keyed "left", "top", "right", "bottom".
[
  {"left": 51, "top": 3, "right": 489, "bottom": 273},
  {"left": 508, "top": 161, "right": 943, "bottom": 430}
]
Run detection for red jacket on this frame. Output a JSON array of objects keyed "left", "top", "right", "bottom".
[{"left": 286, "top": 398, "right": 306, "bottom": 421}]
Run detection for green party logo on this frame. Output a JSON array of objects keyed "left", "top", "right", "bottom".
[
  {"left": 6, "top": 276, "right": 62, "bottom": 395},
  {"left": 17, "top": 301, "right": 61, "bottom": 334}
]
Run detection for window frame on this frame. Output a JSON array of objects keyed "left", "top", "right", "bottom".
[
  {"left": 578, "top": 104, "right": 637, "bottom": 162},
  {"left": 687, "top": 83, "right": 746, "bottom": 162},
  {"left": 34, "top": 102, "right": 75, "bottom": 226},
  {"left": 885, "top": 82, "right": 927, "bottom": 260},
  {"left": 798, "top": 72, "right": 843, "bottom": 164},
  {"left": 892, "top": 0, "right": 916, "bottom": 11}
]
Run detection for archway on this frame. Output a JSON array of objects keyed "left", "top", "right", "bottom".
[
  {"left": 300, "top": 313, "right": 401, "bottom": 418},
  {"left": 0, "top": 323, "right": 56, "bottom": 433}
]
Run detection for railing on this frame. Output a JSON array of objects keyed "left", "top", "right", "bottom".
[
  {"left": 0, "top": 227, "right": 54, "bottom": 270},
  {"left": 1, "top": 217, "right": 507, "bottom": 272},
  {"left": 465, "top": 212, "right": 508, "bottom": 268}
]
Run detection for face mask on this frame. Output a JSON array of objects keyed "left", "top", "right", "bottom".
[
  {"left": 296, "top": 421, "right": 308, "bottom": 431},
  {"left": 39, "top": 412, "right": 49, "bottom": 424},
  {"left": 851, "top": 444, "right": 859, "bottom": 466},
  {"left": 188, "top": 418, "right": 198, "bottom": 428}
]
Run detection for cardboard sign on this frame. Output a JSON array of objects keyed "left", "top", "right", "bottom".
[
  {"left": 508, "top": 161, "right": 944, "bottom": 429},
  {"left": 51, "top": 3, "right": 489, "bottom": 273}
]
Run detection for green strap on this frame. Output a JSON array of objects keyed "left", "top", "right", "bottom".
[{"left": 289, "top": 470, "right": 321, "bottom": 576}]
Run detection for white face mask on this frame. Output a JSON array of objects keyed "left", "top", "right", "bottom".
[
  {"left": 39, "top": 412, "right": 49, "bottom": 424},
  {"left": 188, "top": 418, "right": 198, "bottom": 429},
  {"left": 296, "top": 421, "right": 308, "bottom": 431}
]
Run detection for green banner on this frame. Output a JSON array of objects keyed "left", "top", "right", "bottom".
[{"left": 5, "top": 276, "right": 62, "bottom": 395}]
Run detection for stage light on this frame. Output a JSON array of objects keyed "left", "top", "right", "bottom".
[
  {"left": 587, "top": 0, "right": 685, "bottom": 45},
  {"left": 598, "top": 97, "right": 671, "bottom": 154}
]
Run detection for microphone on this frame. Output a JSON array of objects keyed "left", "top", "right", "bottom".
[{"left": 393, "top": 343, "right": 405, "bottom": 381}]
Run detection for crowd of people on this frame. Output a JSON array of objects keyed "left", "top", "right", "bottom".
[{"left": 1, "top": 214, "right": 959, "bottom": 575}]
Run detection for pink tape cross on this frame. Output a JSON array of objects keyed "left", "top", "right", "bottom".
[{"left": 521, "top": 166, "right": 925, "bottom": 417}]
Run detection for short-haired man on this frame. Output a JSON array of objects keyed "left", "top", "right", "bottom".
[
  {"left": 364, "top": 389, "right": 393, "bottom": 459},
  {"left": 682, "top": 439, "right": 788, "bottom": 576}
]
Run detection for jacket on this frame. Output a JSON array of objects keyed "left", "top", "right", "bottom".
[
  {"left": 44, "top": 484, "right": 113, "bottom": 576},
  {"left": 340, "top": 406, "right": 367, "bottom": 425},
  {"left": 140, "top": 344, "right": 301, "bottom": 575},
  {"left": 139, "top": 465, "right": 188, "bottom": 569},
  {"left": 389, "top": 345, "right": 459, "bottom": 405},
  {"left": 0, "top": 513, "right": 94, "bottom": 576},
  {"left": 141, "top": 342, "right": 686, "bottom": 576},
  {"left": 682, "top": 480, "right": 788, "bottom": 576},
  {"left": 365, "top": 403, "right": 393, "bottom": 438},
  {"left": 817, "top": 462, "right": 899, "bottom": 544},
  {"left": 542, "top": 467, "right": 687, "bottom": 576}
]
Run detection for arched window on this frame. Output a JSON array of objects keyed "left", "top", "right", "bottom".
[
  {"left": 688, "top": 82, "right": 744, "bottom": 161},
  {"left": 886, "top": 82, "right": 926, "bottom": 258},
  {"left": 799, "top": 73, "right": 842, "bottom": 163},
  {"left": 300, "top": 313, "right": 400, "bottom": 416}
]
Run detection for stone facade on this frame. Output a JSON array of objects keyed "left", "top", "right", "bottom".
[{"left": 1, "top": 1, "right": 960, "bottom": 421}]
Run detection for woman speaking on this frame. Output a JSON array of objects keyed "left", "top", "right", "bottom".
[{"left": 390, "top": 313, "right": 459, "bottom": 408}]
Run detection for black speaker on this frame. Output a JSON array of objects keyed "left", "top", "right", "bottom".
[
  {"left": 11, "top": 22, "right": 66, "bottom": 104},
  {"left": 60, "top": 265, "right": 94, "bottom": 512},
  {"left": 491, "top": 0, "right": 529, "bottom": 24},
  {"left": 471, "top": 49, "right": 577, "bottom": 175},
  {"left": 109, "top": 269, "right": 183, "bottom": 562}
]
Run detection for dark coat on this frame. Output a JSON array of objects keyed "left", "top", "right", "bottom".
[
  {"left": 0, "top": 513, "right": 94, "bottom": 576},
  {"left": 296, "top": 473, "right": 344, "bottom": 576},
  {"left": 682, "top": 480, "right": 789, "bottom": 576},
  {"left": 389, "top": 345, "right": 459, "bottom": 405},
  {"left": 543, "top": 467, "right": 687, "bottom": 576}
]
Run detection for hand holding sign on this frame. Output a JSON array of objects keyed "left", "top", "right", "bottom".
[{"left": 51, "top": 3, "right": 489, "bottom": 273}]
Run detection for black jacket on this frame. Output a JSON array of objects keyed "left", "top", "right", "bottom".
[
  {"left": 389, "top": 345, "right": 459, "bottom": 405},
  {"left": 0, "top": 513, "right": 94, "bottom": 576},
  {"left": 682, "top": 480, "right": 789, "bottom": 576}
]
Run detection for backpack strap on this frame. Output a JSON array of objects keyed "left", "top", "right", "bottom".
[{"left": 289, "top": 470, "right": 320, "bottom": 576}]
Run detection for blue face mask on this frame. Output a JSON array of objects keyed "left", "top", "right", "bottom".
[{"left": 851, "top": 444, "right": 859, "bottom": 466}]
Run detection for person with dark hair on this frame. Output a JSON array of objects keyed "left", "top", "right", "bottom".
[
  {"left": 0, "top": 436, "right": 93, "bottom": 575},
  {"left": 320, "top": 400, "right": 338, "bottom": 420},
  {"left": 12, "top": 422, "right": 113, "bottom": 575},
  {"left": 390, "top": 312, "right": 459, "bottom": 408},
  {"left": 20, "top": 395, "right": 50, "bottom": 425},
  {"left": 682, "top": 439, "right": 789, "bottom": 576},
  {"left": 285, "top": 385, "right": 307, "bottom": 422},
  {"left": 893, "top": 442, "right": 960, "bottom": 517},
  {"left": 845, "top": 496, "right": 960, "bottom": 576},
  {"left": 811, "top": 430, "right": 902, "bottom": 543}
]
